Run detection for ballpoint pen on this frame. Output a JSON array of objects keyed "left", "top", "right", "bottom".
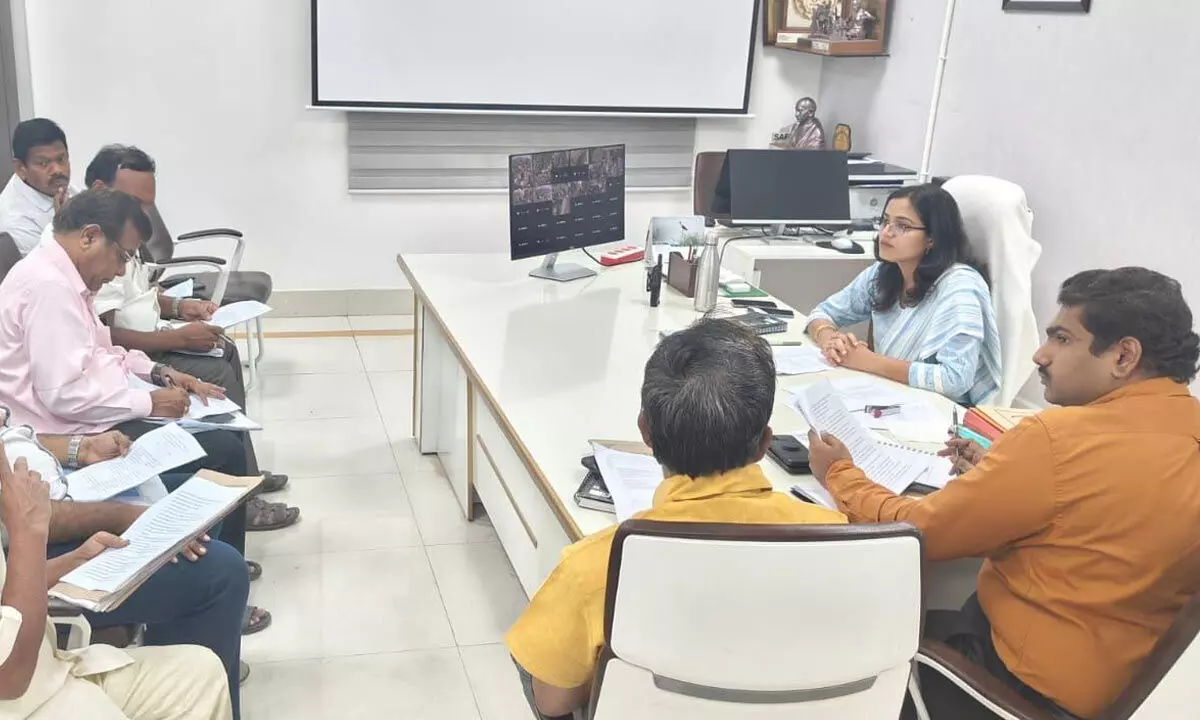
[{"left": 951, "top": 407, "right": 961, "bottom": 469}]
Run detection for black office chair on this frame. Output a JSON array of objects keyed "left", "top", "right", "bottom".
[
  {"left": 0, "top": 232, "right": 22, "bottom": 284},
  {"left": 142, "top": 205, "right": 273, "bottom": 374}
]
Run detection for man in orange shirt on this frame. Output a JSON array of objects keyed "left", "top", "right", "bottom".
[
  {"left": 810, "top": 267, "right": 1200, "bottom": 719},
  {"left": 506, "top": 318, "right": 845, "bottom": 719}
]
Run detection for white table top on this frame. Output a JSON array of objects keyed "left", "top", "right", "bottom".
[{"left": 399, "top": 252, "right": 956, "bottom": 540}]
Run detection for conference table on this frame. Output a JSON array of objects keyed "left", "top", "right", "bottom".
[{"left": 398, "top": 251, "right": 982, "bottom": 608}]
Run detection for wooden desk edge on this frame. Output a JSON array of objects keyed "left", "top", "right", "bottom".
[{"left": 397, "top": 254, "right": 586, "bottom": 542}]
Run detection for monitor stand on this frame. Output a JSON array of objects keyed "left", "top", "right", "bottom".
[{"left": 528, "top": 252, "right": 596, "bottom": 283}]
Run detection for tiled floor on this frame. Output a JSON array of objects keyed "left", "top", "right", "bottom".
[{"left": 239, "top": 316, "right": 532, "bottom": 720}]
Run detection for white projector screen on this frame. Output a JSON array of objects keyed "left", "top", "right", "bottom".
[{"left": 312, "top": 0, "right": 759, "bottom": 115}]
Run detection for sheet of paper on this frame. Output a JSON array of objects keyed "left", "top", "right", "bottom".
[
  {"left": 61, "top": 477, "right": 243, "bottom": 593},
  {"left": 65, "top": 424, "right": 206, "bottom": 503},
  {"left": 128, "top": 374, "right": 242, "bottom": 421},
  {"left": 860, "top": 400, "right": 950, "bottom": 443},
  {"left": 792, "top": 380, "right": 929, "bottom": 494},
  {"left": 918, "top": 455, "right": 956, "bottom": 490},
  {"left": 772, "top": 345, "right": 833, "bottom": 376},
  {"left": 186, "top": 394, "right": 241, "bottom": 420},
  {"left": 791, "top": 483, "right": 837, "bottom": 510},
  {"left": 208, "top": 300, "right": 271, "bottom": 329},
  {"left": 178, "top": 412, "right": 262, "bottom": 433},
  {"left": 828, "top": 376, "right": 918, "bottom": 412},
  {"left": 172, "top": 347, "right": 225, "bottom": 358},
  {"left": 590, "top": 443, "right": 663, "bottom": 521},
  {"left": 161, "top": 279, "right": 194, "bottom": 299}
]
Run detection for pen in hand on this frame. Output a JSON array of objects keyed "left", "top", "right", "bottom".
[{"left": 950, "top": 407, "right": 961, "bottom": 471}]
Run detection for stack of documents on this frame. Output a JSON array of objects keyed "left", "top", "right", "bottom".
[
  {"left": 790, "top": 379, "right": 950, "bottom": 494},
  {"left": 589, "top": 441, "right": 663, "bottom": 521},
  {"left": 66, "top": 424, "right": 205, "bottom": 503},
  {"left": 51, "top": 471, "right": 261, "bottom": 612}
]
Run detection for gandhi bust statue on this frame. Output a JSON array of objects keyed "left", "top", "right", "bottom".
[{"left": 771, "top": 97, "right": 827, "bottom": 150}]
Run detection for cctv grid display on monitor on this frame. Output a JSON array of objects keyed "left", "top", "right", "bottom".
[{"left": 509, "top": 145, "right": 626, "bottom": 261}]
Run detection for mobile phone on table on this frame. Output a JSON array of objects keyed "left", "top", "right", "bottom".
[
  {"left": 759, "top": 307, "right": 795, "bottom": 318},
  {"left": 731, "top": 299, "right": 777, "bottom": 309}
]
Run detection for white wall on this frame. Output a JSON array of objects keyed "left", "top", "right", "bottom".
[
  {"left": 21, "top": 0, "right": 694, "bottom": 291},
  {"left": 21, "top": 1, "right": 822, "bottom": 293},
  {"left": 696, "top": 44, "right": 824, "bottom": 153},
  {"left": 819, "top": 2, "right": 1200, "bottom": 400}
]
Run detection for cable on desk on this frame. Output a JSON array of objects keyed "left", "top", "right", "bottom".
[{"left": 581, "top": 247, "right": 605, "bottom": 266}]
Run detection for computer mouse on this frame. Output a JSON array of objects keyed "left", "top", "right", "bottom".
[{"left": 830, "top": 235, "right": 855, "bottom": 251}]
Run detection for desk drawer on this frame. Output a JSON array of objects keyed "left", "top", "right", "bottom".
[
  {"left": 473, "top": 433, "right": 538, "bottom": 592},
  {"left": 473, "top": 392, "right": 572, "bottom": 595}
]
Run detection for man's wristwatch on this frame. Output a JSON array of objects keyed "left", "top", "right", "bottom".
[
  {"left": 66, "top": 435, "right": 84, "bottom": 469},
  {"left": 150, "top": 363, "right": 171, "bottom": 387},
  {"left": 170, "top": 297, "right": 183, "bottom": 320}
]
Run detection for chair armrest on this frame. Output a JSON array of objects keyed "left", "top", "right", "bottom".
[
  {"left": 176, "top": 228, "right": 243, "bottom": 241},
  {"left": 47, "top": 598, "right": 83, "bottom": 618},
  {"left": 152, "top": 256, "right": 226, "bottom": 267},
  {"left": 915, "top": 640, "right": 1067, "bottom": 720}
]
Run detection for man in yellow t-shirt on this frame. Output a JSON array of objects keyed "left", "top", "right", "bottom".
[{"left": 505, "top": 318, "right": 846, "bottom": 718}]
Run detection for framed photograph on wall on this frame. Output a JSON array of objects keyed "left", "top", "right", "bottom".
[
  {"left": 764, "top": 0, "right": 784, "bottom": 46},
  {"left": 1002, "top": 0, "right": 1091, "bottom": 12},
  {"left": 781, "top": 0, "right": 840, "bottom": 35}
]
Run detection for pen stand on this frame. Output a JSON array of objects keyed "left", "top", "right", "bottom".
[{"left": 666, "top": 252, "right": 698, "bottom": 298}]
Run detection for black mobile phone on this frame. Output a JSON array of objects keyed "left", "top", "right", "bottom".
[
  {"left": 768, "top": 436, "right": 810, "bottom": 474},
  {"left": 731, "top": 298, "right": 777, "bottom": 309},
  {"left": 760, "top": 307, "right": 795, "bottom": 318}
]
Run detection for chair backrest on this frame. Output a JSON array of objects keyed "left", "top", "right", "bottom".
[
  {"left": 693, "top": 152, "right": 728, "bottom": 223},
  {"left": 0, "top": 232, "right": 22, "bottom": 285},
  {"left": 590, "top": 520, "right": 924, "bottom": 720},
  {"left": 143, "top": 204, "right": 176, "bottom": 263},
  {"left": 942, "top": 175, "right": 1043, "bottom": 406},
  {"left": 1100, "top": 593, "right": 1200, "bottom": 720}
]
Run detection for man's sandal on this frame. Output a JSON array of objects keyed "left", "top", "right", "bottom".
[
  {"left": 243, "top": 605, "right": 272, "bottom": 636},
  {"left": 246, "top": 497, "right": 300, "bottom": 531}
]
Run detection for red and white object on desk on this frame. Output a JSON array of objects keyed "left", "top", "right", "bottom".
[{"left": 598, "top": 245, "right": 645, "bottom": 266}]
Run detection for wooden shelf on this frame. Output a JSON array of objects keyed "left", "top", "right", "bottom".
[{"left": 774, "top": 36, "right": 887, "bottom": 57}]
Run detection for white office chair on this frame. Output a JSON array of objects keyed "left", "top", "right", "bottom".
[
  {"left": 912, "top": 593, "right": 1200, "bottom": 720},
  {"left": 589, "top": 520, "right": 925, "bottom": 720},
  {"left": 48, "top": 600, "right": 92, "bottom": 650},
  {"left": 943, "top": 176, "right": 1042, "bottom": 407}
]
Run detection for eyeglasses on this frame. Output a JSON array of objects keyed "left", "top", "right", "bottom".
[
  {"left": 873, "top": 218, "right": 927, "bottom": 236},
  {"left": 112, "top": 242, "right": 136, "bottom": 264}
]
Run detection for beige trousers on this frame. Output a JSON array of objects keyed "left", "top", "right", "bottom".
[{"left": 30, "top": 645, "right": 232, "bottom": 720}]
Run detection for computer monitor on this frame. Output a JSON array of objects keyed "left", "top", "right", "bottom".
[
  {"left": 509, "top": 144, "right": 626, "bottom": 282},
  {"left": 712, "top": 149, "right": 852, "bottom": 230}
]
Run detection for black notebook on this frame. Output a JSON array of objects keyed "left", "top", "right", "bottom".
[
  {"left": 574, "top": 470, "right": 614, "bottom": 513},
  {"left": 730, "top": 310, "right": 788, "bottom": 336}
]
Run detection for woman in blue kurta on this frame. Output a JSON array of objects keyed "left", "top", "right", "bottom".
[{"left": 807, "top": 184, "right": 1002, "bottom": 405}]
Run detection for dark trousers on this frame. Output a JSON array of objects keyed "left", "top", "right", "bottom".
[
  {"left": 115, "top": 424, "right": 249, "bottom": 555},
  {"left": 154, "top": 339, "right": 260, "bottom": 476},
  {"left": 47, "top": 493, "right": 249, "bottom": 720},
  {"left": 903, "top": 594, "right": 1074, "bottom": 720},
  {"left": 513, "top": 658, "right": 584, "bottom": 720}
]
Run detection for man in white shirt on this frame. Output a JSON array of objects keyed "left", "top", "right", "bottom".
[
  {"left": 81, "top": 145, "right": 298, "bottom": 534},
  {"left": 0, "top": 119, "right": 76, "bottom": 255}
]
